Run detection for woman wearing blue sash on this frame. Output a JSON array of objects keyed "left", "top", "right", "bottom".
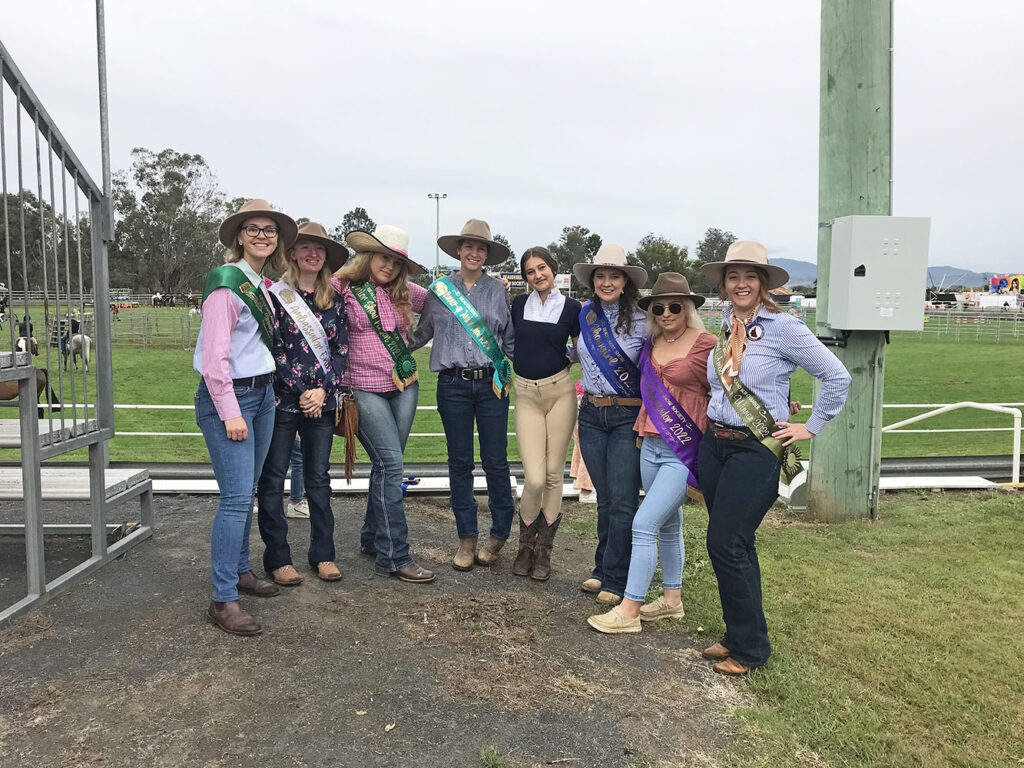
[
  {"left": 573, "top": 244, "right": 648, "bottom": 604},
  {"left": 256, "top": 222, "right": 349, "bottom": 587},
  {"left": 588, "top": 273, "right": 715, "bottom": 633},
  {"left": 699, "top": 242, "right": 850, "bottom": 675},
  {"left": 195, "top": 198, "right": 297, "bottom": 636},
  {"left": 413, "top": 219, "right": 515, "bottom": 571}
]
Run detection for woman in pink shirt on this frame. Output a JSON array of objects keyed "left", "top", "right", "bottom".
[
  {"left": 332, "top": 225, "right": 435, "bottom": 583},
  {"left": 194, "top": 199, "right": 297, "bottom": 636}
]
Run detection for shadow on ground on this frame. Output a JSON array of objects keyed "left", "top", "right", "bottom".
[{"left": 0, "top": 494, "right": 747, "bottom": 768}]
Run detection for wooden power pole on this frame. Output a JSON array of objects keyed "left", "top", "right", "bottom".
[{"left": 807, "top": 0, "right": 892, "bottom": 521}]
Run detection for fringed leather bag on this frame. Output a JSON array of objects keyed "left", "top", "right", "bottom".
[{"left": 335, "top": 392, "right": 359, "bottom": 482}]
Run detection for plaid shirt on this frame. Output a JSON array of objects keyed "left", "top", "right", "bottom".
[{"left": 334, "top": 277, "right": 428, "bottom": 393}]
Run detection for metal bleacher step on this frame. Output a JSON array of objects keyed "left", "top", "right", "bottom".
[
  {"left": 0, "top": 466, "right": 150, "bottom": 501},
  {"left": 0, "top": 419, "right": 99, "bottom": 449}
]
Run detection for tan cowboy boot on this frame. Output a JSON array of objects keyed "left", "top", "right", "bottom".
[
  {"left": 452, "top": 537, "right": 478, "bottom": 571},
  {"left": 474, "top": 537, "right": 505, "bottom": 566}
]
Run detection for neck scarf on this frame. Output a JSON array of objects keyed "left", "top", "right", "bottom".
[{"left": 721, "top": 302, "right": 761, "bottom": 387}]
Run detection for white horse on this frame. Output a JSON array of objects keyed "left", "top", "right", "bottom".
[
  {"left": 67, "top": 334, "right": 92, "bottom": 371},
  {"left": 15, "top": 336, "right": 38, "bottom": 356},
  {"left": 188, "top": 306, "right": 201, "bottom": 318}
]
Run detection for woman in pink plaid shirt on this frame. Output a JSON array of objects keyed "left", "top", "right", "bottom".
[{"left": 332, "top": 225, "right": 435, "bottom": 583}]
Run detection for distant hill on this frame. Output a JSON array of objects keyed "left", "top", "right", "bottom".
[
  {"left": 772, "top": 258, "right": 817, "bottom": 286},
  {"left": 767, "top": 260, "right": 993, "bottom": 290}
]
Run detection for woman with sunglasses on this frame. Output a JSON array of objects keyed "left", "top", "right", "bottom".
[
  {"left": 256, "top": 222, "right": 349, "bottom": 587},
  {"left": 588, "top": 273, "right": 715, "bottom": 633},
  {"left": 194, "top": 199, "right": 297, "bottom": 636},
  {"left": 572, "top": 244, "right": 648, "bottom": 605},
  {"left": 509, "top": 247, "right": 582, "bottom": 580}
]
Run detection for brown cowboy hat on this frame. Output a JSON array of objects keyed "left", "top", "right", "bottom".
[
  {"left": 700, "top": 240, "right": 789, "bottom": 290},
  {"left": 437, "top": 219, "right": 510, "bottom": 266},
  {"left": 638, "top": 272, "right": 706, "bottom": 310},
  {"left": 219, "top": 198, "right": 298, "bottom": 249},
  {"left": 291, "top": 221, "right": 348, "bottom": 273},
  {"left": 346, "top": 225, "right": 427, "bottom": 275},
  {"left": 572, "top": 243, "right": 648, "bottom": 288}
]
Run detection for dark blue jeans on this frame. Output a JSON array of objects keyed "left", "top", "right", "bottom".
[
  {"left": 354, "top": 384, "right": 419, "bottom": 572},
  {"left": 577, "top": 401, "right": 642, "bottom": 598},
  {"left": 195, "top": 379, "right": 275, "bottom": 602},
  {"left": 256, "top": 408, "right": 337, "bottom": 571},
  {"left": 435, "top": 373, "right": 515, "bottom": 541},
  {"left": 699, "top": 427, "right": 781, "bottom": 668}
]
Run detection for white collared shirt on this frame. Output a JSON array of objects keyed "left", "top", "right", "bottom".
[{"left": 523, "top": 287, "right": 566, "bottom": 324}]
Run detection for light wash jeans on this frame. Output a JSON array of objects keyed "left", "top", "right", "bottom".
[{"left": 623, "top": 435, "right": 690, "bottom": 603}]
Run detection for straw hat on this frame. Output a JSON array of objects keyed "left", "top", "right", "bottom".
[
  {"left": 700, "top": 240, "right": 789, "bottom": 290},
  {"left": 219, "top": 198, "right": 298, "bottom": 249},
  {"left": 572, "top": 243, "right": 648, "bottom": 288},
  {"left": 637, "top": 272, "right": 705, "bottom": 310},
  {"left": 346, "top": 225, "right": 427, "bottom": 275},
  {"left": 437, "top": 219, "right": 510, "bottom": 266},
  {"left": 291, "top": 221, "right": 348, "bottom": 273}
]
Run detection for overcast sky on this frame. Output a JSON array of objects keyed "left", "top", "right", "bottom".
[{"left": 2, "top": 1, "right": 1022, "bottom": 273}]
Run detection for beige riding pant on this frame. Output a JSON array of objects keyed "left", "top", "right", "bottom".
[{"left": 513, "top": 368, "right": 578, "bottom": 523}]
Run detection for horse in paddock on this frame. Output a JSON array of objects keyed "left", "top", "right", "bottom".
[
  {"left": 61, "top": 333, "right": 92, "bottom": 371},
  {"left": 0, "top": 368, "right": 61, "bottom": 417},
  {"left": 15, "top": 336, "right": 39, "bottom": 356}
]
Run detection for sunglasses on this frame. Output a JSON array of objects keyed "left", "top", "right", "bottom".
[{"left": 652, "top": 302, "right": 684, "bottom": 316}]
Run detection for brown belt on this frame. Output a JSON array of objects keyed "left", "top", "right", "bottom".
[
  {"left": 586, "top": 394, "right": 642, "bottom": 407},
  {"left": 711, "top": 422, "right": 754, "bottom": 440}
]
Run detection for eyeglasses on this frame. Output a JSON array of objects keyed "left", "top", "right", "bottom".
[
  {"left": 242, "top": 225, "right": 279, "bottom": 238},
  {"left": 652, "top": 302, "right": 684, "bottom": 316}
]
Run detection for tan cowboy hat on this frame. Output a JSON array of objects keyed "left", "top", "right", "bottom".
[
  {"left": 346, "top": 224, "right": 427, "bottom": 275},
  {"left": 700, "top": 240, "right": 789, "bottom": 290},
  {"left": 219, "top": 198, "right": 298, "bottom": 249},
  {"left": 638, "top": 272, "right": 706, "bottom": 310},
  {"left": 437, "top": 219, "right": 510, "bottom": 266},
  {"left": 572, "top": 243, "right": 648, "bottom": 288},
  {"left": 291, "top": 221, "right": 348, "bottom": 273}
]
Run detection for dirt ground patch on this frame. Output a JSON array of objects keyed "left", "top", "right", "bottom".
[{"left": 0, "top": 493, "right": 746, "bottom": 767}]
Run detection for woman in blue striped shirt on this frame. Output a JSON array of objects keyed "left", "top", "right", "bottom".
[{"left": 699, "top": 241, "right": 851, "bottom": 676}]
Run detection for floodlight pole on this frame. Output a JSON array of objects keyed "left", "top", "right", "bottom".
[
  {"left": 806, "top": 0, "right": 892, "bottom": 521},
  {"left": 428, "top": 193, "right": 447, "bottom": 278}
]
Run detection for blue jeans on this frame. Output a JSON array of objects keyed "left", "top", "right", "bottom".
[
  {"left": 195, "top": 378, "right": 275, "bottom": 602},
  {"left": 577, "top": 401, "right": 641, "bottom": 597},
  {"left": 435, "top": 374, "right": 515, "bottom": 541},
  {"left": 699, "top": 427, "right": 781, "bottom": 668},
  {"left": 289, "top": 436, "right": 304, "bottom": 501},
  {"left": 256, "top": 408, "right": 337, "bottom": 571},
  {"left": 623, "top": 436, "right": 689, "bottom": 602},
  {"left": 354, "top": 384, "right": 419, "bottom": 572}
]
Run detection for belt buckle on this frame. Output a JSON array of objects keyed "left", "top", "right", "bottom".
[{"left": 459, "top": 368, "right": 473, "bottom": 381}]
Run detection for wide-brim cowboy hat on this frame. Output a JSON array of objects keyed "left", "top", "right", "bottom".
[
  {"left": 219, "top": 198, "right": 298, "bottom": 249},
  {"left": 346, "top": 225, "right": 427, "bottom": 275},
  {"left": 290, "top": 221, "right": 348, "bottom": 273},
  {"left": 700, "top": 240, "right": 789, "bottom": 290},
  {"left": 638, "top": 272, "right": 706, "bottom": 310},
  {"left": 572, "top": 243, "right": 648, "bottom": 288},
  {"left": 437, "top": 219, "right": 510, "bottom": 266}
]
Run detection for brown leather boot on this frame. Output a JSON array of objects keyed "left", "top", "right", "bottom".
[
  {"left": 474, "top": 536, "right": 506, "bottom": 566},
  {"left": 530, "top": 515, "right": 561, "bottom": 581},
  {"left": 207, "top": 600, "right": 262, "bottom": 636},
  {"left": 511, "top": 515, "right": 539, "bottom": 577},
  {"left": 452, "top": 537, "right": 478, "bottom": 571},
  {"left": 236, "top": 570, "right": 280, "bottom": 597}
]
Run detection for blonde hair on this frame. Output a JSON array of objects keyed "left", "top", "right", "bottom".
[
  {"left": 335, "top": 251, "right": 414, "bottom": 330},
  {"left": 644, "top": 296, "right": 705, "bottom": 339},
  {"left": 716, "top": 266, "right": 782, "bottom": 313},
  {"left": 279, "top": 240, "right": 335, "bottom": 310}
]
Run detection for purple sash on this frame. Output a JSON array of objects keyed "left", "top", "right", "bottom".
[{"left": 639, "top": 339, "right": 701, "bottom": 490}]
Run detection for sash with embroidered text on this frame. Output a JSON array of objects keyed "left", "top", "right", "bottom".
[
  {"left": 268, "top": 281, "right": 333, "bottom": 385},
  {"left": 202, "top": 264, "right": 275, "bottom": 349},
  {"left": 579, "top": 300, "right": 640, "bottom": 397},
  {"left": 639, "top": 339, "right": 701, "bottom": 490},
  {"left": 429, "top": 276, "right": 511, "bottom": 397},
  {"left": 350, "top": 279, "right": 418, "bottom": 391}
]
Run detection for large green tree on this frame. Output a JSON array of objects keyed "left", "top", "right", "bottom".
[
  {"left": 332, "top": 207, "right": 375, "bottom": 241},
  {"left": 112, "top": 148, "right": 224, "bottom": 294},
  {"left": 691, "top": 227, "right": 736, "bottom": 292},
  {"left": 630, "top": 233, "right": 689, "bottom": 276},
  {"left": 548, "top": 225, "right": 602, "bottom": 292},
  {"left": 490, "top": 233, "right": 519, "bottom": 276}
]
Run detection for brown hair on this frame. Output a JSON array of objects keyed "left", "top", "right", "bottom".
[
  {"left": 279, "top": 240, "right": 336, "bottom": 310},
  {"left": 224, "top": 219, "right": 288, "bottom": 272},
  {"left": 335, "top": 251, "right": 414, "bottom": 330},
  {"left": 716, "top": 266, "right": 781, "bottom": 313},
  {"left": 587, "top": 270, "right": 642, "bottom": 334},
  {"left": 520, "top": 246, "right": 557, "bottom": 282}
]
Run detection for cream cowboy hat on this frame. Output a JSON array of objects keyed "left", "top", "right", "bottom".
[
  {"left": 291, "top": 221, "right": 348, "bottom": 273},
  {"left": 346, "top": 225, "right": 427, "bottom": 275},
  {"left": 700, "top": 240, "right": 789, "bottom": 290},
  {"left": 437, "top": 219, "right": 510, "bottom": 266},
  {"left": 219, "top": 198, "right": 298, "bottom": 249},
  {"left": 637, "top": 272, "right": 705, "bottom": 310},
  {"left": 572, "top": 243, "right": 648, "bottom": 288}
]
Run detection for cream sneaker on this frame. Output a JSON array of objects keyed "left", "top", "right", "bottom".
[
  {"left": 587, "top": 605, "right": 641, "bottom": 634},
  {"left": 286, "top": 499, "right": 310, "bottom": 519},
  {"left": 638, "top": 595, "right": 685, "bottom": 622}
]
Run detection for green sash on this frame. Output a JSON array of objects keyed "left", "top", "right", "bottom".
[
  {"left": 712, "top": 326, "right": 803, "bottom": 484},
  {"left": 429, "top": 276, "right": 511, "bottom": 398},
  {"left": 202, "top": 264, "right": 275, "bottom": 349},
  {"left": 350, "top": 280, "right": 418, "bottom": 391}
]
